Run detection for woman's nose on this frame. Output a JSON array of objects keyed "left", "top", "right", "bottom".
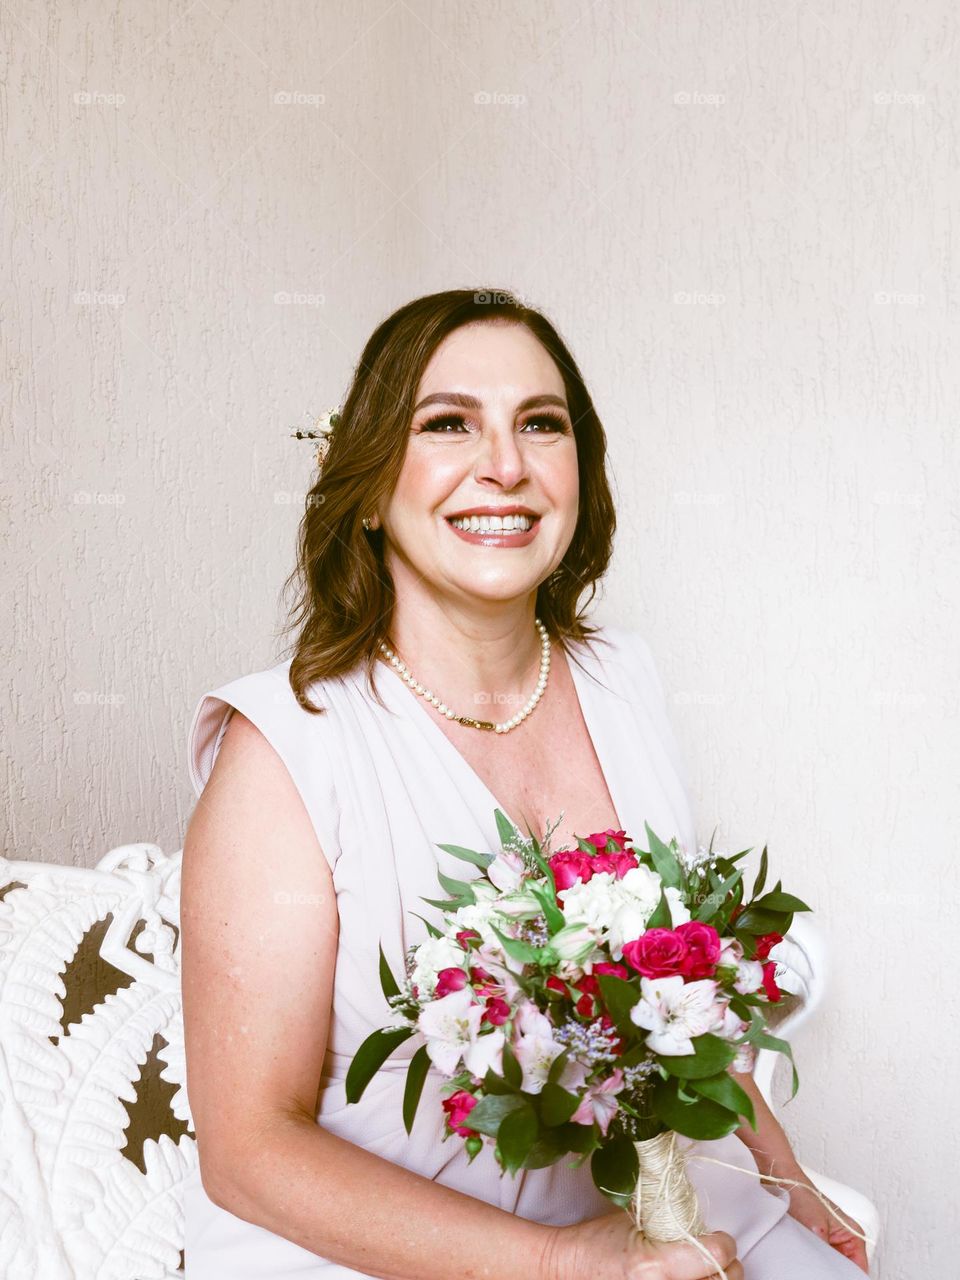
[{"left": 473, "top": 426, "right": 526, "bottom": 487}]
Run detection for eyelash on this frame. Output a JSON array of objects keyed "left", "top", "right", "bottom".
[{"left": 418, "top": 411, "right": 570, "bottom": 435}]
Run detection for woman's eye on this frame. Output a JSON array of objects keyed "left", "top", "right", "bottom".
[
  {"left": 419, "top": 415, "right": 469, "bottom": 433},
  {"left": 418, "top": 414, "right": 569, "bottom": 434}
]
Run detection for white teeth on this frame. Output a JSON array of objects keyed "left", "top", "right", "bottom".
[{"left": 448, "top": 514, "right": 534, "bottom": 533}]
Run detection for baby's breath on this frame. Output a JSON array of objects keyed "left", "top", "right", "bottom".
[{"left": 553, "top": 1016, "right": 620, "bottom": 1069}]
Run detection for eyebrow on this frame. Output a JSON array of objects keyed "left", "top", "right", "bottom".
[{"left": 412, "top": 391, "right": 569, "bottom": 414}]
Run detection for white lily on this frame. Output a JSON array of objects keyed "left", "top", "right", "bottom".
[
  {"left": 629, "top": 974, "right": 721, "bottom": 1055},
  {"left": 512, "top": 1001, "right": 569, "bottom": 1094},
  {"left": 418, "top": 987, "right": 504, "bottom": 1076}
]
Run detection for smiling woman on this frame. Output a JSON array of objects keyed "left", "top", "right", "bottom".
[{"left": 181, "top": 288, "right": 867, "bottom": 1280}]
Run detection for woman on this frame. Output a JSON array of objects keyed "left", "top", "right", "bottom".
[{"left": 180, "top": 289, "right": 868, "bottom": 1278}]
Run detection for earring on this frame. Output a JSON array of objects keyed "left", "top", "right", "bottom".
[{"left": 362, "top": 516, "right": 373, "bottom": 530}]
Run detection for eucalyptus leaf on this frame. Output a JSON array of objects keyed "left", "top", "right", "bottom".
[
  {"left": 345, "top": 1026, "right": 415, "bottom": 1103},
  {"left": 402, "top": 1044, "right": 431, "bottom": 1134},
  {"left": 644, "top": 821, "right": 683, "bottom": 889},
  {"left": 435, "top": 841, "right": 495, "bottom": 869},
  {"left": 378, "top": 942, "right": 400, "bottom": 1000}
]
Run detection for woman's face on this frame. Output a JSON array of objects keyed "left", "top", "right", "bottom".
[{"left": 379, "top": 320, "right": 579, "bottom": 609}]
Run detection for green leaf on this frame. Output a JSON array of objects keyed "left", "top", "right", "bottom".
[
  {"left": 498, "top": 1103, "right": 539, "bottom": 1175},
  {"left": 408, "top": 912, "right": 443, "bottom": 939},
  {"left": 689, "top": 1070, "right": 756, "bottom": 1131},
  {"left": 749, "top": 1028, "right": 800, "bottom": 1099},
  {"left": 402, "top": 1044, "right": 431, "bottom": 1134},
  {"left": 539, "top": 1081, "right": 580, "bottom": 1126},
  {"left": 651, "top": 1077, "right": 741, "bottom": 1140},
  {"left": 528, "top": 881, "right": 566, "bottom": 935},
  {"left": 644, "top": 822, "right": 683, "bottom": 889},
  {"left": 645, "top": 885, "right": 674, "bottom": 929},
  {"left": 435, "top": 841, "right": 495, "bottom": 870},
  {"left": 595, "top": 973, "right": 641, "bottom": 1037},
  {"left": 420, "top": 894, "right": 472, "bottom": 912},
  {"left": 657, "top": 1032, "right": 738, "bottom": 1080},
  {"left": 378, "top": 942, "right": 401, "bottom": 1000},
  {"left": 436, "top": 870, "right": 477, "bottom": 903},
  {"left": 345, "top": 1026, "right": 415, "bottom": 1103},
  {"left": 482, "top": 1066, "right": 516, "bottom": 1096},
  {"left": 751, "top": 890, "right": 811, "bottom": 913},
  {"left": 501, "top": 1038, "right": 523, "bottom": 1089},
  {"left": 693, "top": 867, "right": 742, "bottom": 923},
  {"left": 495, "top": 808, "right": 522, "bottom": 848},
  {"left": 751, "top": 845, "right": 768, "bottom": 899},
  {"left": 734, "top": 906, "right": 792, "bottom": 934},
  {"left": 467, "top": 1092, "right": 527, "bottom": 1136},
  {"left": 547, "top": 1048, "right": 571, "bottom": 1085},
  {"left": 522, "top": 1127, "right": 571, "bottom": 1168},
  {"left": 490, "top": 923, "right": 540, "bottom": 965},
  {"left": 591, "top": 1135, "right": 639, "bottom": 1208}
]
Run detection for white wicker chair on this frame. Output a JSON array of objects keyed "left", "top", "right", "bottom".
[{"left": 0, "top": 847, "right": 879, "bottom": 1277}]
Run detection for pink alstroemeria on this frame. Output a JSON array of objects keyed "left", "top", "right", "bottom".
[{"left": 571, "top": 1067, "right": 626, "bottom": 1136}]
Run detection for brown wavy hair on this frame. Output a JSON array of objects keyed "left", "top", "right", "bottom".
[{"left": 279, "top": 288, "right": 617, "bottom": 714}]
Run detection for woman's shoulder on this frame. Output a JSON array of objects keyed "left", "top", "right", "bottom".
[{"left": 186, "top": 658, "right": 348, "bottom": 869}]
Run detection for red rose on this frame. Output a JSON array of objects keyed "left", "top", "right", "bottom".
[
  {"left": 442, "top": 1089, "right": 479, "bottom": 1137},
  {"left": 435, "top": 967, "right": 468, "bottom": 998},
  {"left": 622, "top": 928, "right": 689, "bottom": 977},
  {"left": 761, "top": 960, "right": 782, "bottom": 1002},
  {"left": 575, "top": 992, "right": 597, "bottom": 1018},
  {"left": 754, "top": 931, "right": 784, "bottom": 960},
  {"left": 545, "top": 975, "right": 569, "bottom": 996},
  {"left": 593, "top": 961, "right": 630, "bottom": 979},
  {"left": 673, "top": 921, "right": 722, "bottom": 979},
  {"left": 574, "top": 975, "right": 600, "bottom": 996}
]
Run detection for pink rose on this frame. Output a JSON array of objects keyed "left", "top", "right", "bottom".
[
  {"left": 442, "top": 1089, "right": 479, "bottom": 1137},
  {"left": 674, "top": 921, "right": 722, "bottom": 979},
  {"left": 622, "top": 928, "right": 689, "bottom": 978},
  {"left": 591, "top": 850, "right": 639, "bottom": 878},
  {"left": 548, "top": 849, "right": 595, "bottom": 890},
  {"left": 584, "top": 828, "right": 630, "bottom": 854},
  {"left": 435, "top": 967, "right": 468, "bottom": 998},
  {"left": 593, "top": 961, "right": 630, "bottom": 979}
]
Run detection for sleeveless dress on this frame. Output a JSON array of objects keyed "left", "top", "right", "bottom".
[{"left": 180, "top": 623, "right": 864, "bottom": 1279}]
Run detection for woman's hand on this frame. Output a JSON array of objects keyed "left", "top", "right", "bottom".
[
  {"left": 783, "top": 1166, "right": 870, "bottom": 1273},
  {"left": 545, "top": 1212, "right": 742, "bottom": 1280}
]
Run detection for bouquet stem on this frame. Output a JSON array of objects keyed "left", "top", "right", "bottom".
[{"left": 631, "top": 1130, "right": 704, "bottom": 1242}]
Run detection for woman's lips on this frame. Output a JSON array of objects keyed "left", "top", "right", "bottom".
[{"left": 444, "top": 516, "right": 542, "bottom": 547}]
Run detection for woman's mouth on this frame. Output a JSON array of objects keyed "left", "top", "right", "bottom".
[{"left": 444, "top": 513, "right": 542, "bottom": 546}]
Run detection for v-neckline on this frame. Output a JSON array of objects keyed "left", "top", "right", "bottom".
[{"left": 371, "top": 632, "right": 627, "bottom": 845}]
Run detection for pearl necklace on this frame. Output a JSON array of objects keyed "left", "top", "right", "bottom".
[{"left": 379, "top": 618, "right": 551, "bottom": 733}]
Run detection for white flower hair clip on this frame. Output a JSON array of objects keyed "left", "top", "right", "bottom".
[{"left": 290, "top": 406, "right": 341, "bottom": 469}]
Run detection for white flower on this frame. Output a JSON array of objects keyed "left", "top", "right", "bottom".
[
  {"left": 417, "top": 987, "right": 504, "bottom": 1077},
  {"left": 486, "top": 848, "right": 525, "bottom": 893},
  {"left": 629, "top": 974, "right": 721, "bottom": 1055},
  {"left": 550, "top": 922, "right": 598, "bottom": 963},
  {"left": 732, "top": 1040, "right": 757, "bottom": 1073},
  {"left": 733, "top": 958, "right": 764, "bottom": 995},
  {"left": 719, "top": 936, "right": 744, "bottom": 966},
  {"left": 512, "top": 1001, "right": 569, "bottom": 1094},
  {"left": 450, "top": 900, "right": 507, "bottom": 950},
  {"left": 559, "top": 865, "right": 691, "bottom": 961},
  {"left": 410, "top": 936, "right": 466, "bottom": 999}
]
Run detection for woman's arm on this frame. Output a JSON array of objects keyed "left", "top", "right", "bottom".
[
  {"left": 180, "top": 709, "right": 555, "bottom": 1280},
  {"left": 728, "top": 1068, "right": 802, "bottom": 1181}
]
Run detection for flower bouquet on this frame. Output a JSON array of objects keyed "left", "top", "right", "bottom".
[{"left": 346, "top": 812, "right": 808, "bottom": 1252}]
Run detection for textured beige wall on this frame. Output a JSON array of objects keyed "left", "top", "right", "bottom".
[{"left": 4, "top": 2, "right": 957, "bottom": 1274}]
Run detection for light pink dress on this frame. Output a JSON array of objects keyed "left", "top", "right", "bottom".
[{"left": 181, "top": 623, "right": 863, "bottom": 1278}]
